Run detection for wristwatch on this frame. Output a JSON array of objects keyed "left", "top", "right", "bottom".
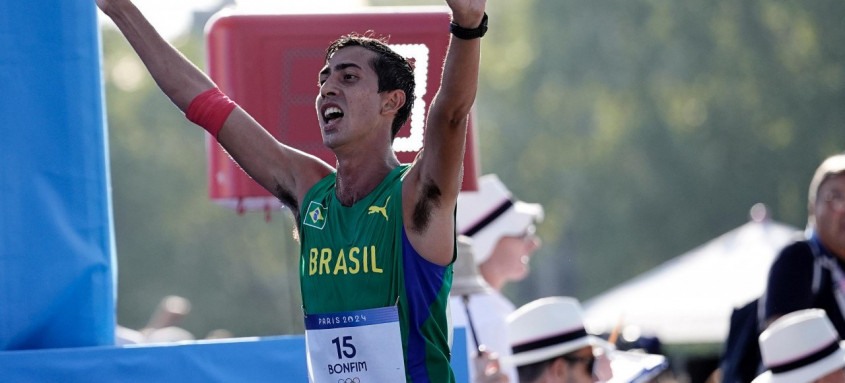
[{"left": 450, "top": 12, "right": 488, "bottom": 40}]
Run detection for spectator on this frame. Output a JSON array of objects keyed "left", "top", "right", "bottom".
[
  {"left": 763, "top": 154, "right": 845, "bottom": 334},
  {"left": 451, "top": 235, "right": 508, "bottom": 382},
  {"left": 506, "top": 296, "right": 603, "bottom": 383},
  {"left": 453, "top": 174, "right": 544, "bottom": 382},
  {"left": 457, "top": 174, "right": 544, "bottom": 291}
]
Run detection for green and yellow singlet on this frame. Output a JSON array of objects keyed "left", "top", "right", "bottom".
[{"left": 298, "top": 164, "right": 455, "bottom": 383}]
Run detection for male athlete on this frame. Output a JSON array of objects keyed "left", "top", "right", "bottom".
[{"left": 96, "top": 0, "right": 487, "bottom": 381}]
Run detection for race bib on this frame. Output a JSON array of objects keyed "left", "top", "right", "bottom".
[{"left": 305, "top": 306, "right": 406, "bottom": 382}]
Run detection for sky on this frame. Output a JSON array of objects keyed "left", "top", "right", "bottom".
[
  {"left": 101, "top": 0, "right": 367, "bottom": 41},
  {"left": 119, "top": 0, "right": 221, "bottom": 39}
]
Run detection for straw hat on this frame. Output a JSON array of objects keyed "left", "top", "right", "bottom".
[
  {"left": 456, "top": 174, "right": 544, "bottom": 264},
  {"left": 450, "top": 235, "right": 493, "bottom": 296},
  {"left": 507, "top": 296, "right": 602, "bottom": 367},
  {"left": 752, "top": 309, "right": 845, "bottom": 383}
]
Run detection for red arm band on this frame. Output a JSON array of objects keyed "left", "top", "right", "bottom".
[{"left": 185, "top": 87, "right": 236, "bottom": 139}]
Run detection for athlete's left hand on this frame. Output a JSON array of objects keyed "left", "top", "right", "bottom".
[{"left": 446, "top": 0, "right": 486, "bottom": 29}]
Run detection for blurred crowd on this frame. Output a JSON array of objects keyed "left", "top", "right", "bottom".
[
  {"left": 452, "top": 153, "right": 845, "bottom": 383},
  {"left": 116, "top": 295, "right": 231, "bottom": 346},
  {"left": 114, "top": 153, "right": 844, "bottom": 383},
  {"left": 452, "top": 174, "right": 673, "bottom": 383}
]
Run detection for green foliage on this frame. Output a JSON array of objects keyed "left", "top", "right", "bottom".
[{"left": 472, "top": 1, "right": 845, "bottom": 304}]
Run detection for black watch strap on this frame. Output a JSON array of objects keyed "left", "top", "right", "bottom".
[{"left": 450, "top": 12, "right": 488, "bottom": 40}]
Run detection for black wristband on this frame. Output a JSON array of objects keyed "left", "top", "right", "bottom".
[{"left": 450, "top": 12, "right": 488, "bottom": 40}]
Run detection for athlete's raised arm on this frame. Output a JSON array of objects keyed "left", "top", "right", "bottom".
[
  {"left": 403, "top": 0, "right": 487, "bottom": 265},
  {"left": 96, "top": 0, "right": 332, "bottom": 214}
]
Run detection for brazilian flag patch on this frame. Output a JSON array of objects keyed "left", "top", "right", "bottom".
[{"left": 303, "top": 201, "right": 327, "bottom": 230}]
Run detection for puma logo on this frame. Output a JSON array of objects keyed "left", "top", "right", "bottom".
[{"left": 368, "top": 196, "right": 390, "bottom": 221}]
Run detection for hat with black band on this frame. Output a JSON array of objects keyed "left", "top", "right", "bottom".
[
  {"left": 457, "top": 174, "right": 544, "bottom": 265},
  {"left": 752, "top": 309, "right": 845, "bottom": 383},
  {"left": 506, "top": 297, "right": 603, "bottom": 367}
]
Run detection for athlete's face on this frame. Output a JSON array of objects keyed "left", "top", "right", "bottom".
[
  {"left": 316, "top": 46, "right": 384, "bottom": 150},
  {"left": 814, "top": 174, "right": 845, "bottom": 259}
]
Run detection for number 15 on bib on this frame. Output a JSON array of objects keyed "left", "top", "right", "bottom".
[{"left": 305, "top": 306, "right": 406, "bottom": 382}]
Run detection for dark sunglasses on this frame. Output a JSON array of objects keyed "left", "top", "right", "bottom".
[{"left": 562, "top": 354, "right": 596, "bottom": 375}]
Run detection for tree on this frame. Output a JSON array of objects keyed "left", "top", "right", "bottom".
[{"left": 472, "top": 1, "right": 845, "bottom": 303}]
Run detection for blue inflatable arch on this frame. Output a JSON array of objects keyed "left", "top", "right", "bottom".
[{"left": 0, "top": 0, "right": 115, "bottom": 351}]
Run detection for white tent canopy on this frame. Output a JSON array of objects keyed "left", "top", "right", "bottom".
[{"left": 582, "top": 217, "right": 801, "bottom": 344}]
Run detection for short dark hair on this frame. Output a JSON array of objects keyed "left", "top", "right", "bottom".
[{"left": 325, "top": 33, "right": 416, "bottom": 139}]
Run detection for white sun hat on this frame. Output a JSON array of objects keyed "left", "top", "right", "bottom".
[
  {"left": 456, "top": 174, "right": 544, "bottom": 264},
  {"left": 752, "top": 309, "right": 845, "bottom": 383},
  {"left": 506, "top": 296, "right": 603, "bottom": 367}
]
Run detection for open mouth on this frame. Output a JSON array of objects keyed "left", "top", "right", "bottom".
[{"left": 322, "top": 106, "right": 344, "bottom": 124}]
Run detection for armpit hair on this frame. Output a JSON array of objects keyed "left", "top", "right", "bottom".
[
  {"left": 276, "top": 185, "right": 300, "bottom": 226},
  {"left": 411, "top": 180, "right": 442, "bottom": 232}
]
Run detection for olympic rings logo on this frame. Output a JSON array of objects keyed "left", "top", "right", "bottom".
[{"left": 338, "top": 378, "right": 360, "bottom": 383}]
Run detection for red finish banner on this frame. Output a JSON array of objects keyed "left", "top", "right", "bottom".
[{"left": 206, "top": 8, "right": 479, "bottom": 212}]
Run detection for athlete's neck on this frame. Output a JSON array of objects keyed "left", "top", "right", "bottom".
[{"left": 335, "top": 157, "right": 400, "bottom": 206}]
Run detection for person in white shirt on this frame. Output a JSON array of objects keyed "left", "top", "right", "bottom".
[{"left": 451, "top": 174, "right": 544, "bottom": 382}]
